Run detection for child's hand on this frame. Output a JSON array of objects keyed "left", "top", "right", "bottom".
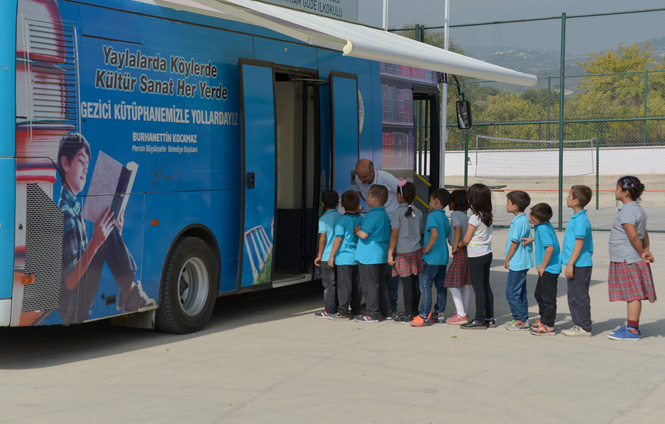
[
  {"left": 353, "top": 225, "right": 361, "bottom": 234},
  {"left": 314, "top": 256, "right": 321, "bottom": 267},
  {"left": 422, "top": 246, "right": 430, "bottom": 255},
  {"left": 327, "top": 258, "right": 335, "bottom": 268},
  {"left": 388, "top": 257, "right": 395, "bottom": 266},
  {"left": 536, "top": 263, "right": 545, "bottom": 277},
  {"left": 503, "top": 258, "right": 510, "bottom": 269},
  {"left": 642, "top": 250, "right": 655, "bottom": 263},
  {"left": 90, "top": 208, "right": 115, "bottom": 253},
  {"left": 565, "top": 263, "right": 574, "bottom": 279},
  {"left": 521, "top": 237, "right": 534, "bottom": 247},
  {"left": 451, "top": 247, "right": 458, "bottom": 255}
]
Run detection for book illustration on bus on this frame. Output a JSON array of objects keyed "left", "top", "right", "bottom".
[
  {"left": 81, "top": 151, "right": 139, "bottom": 224},
  {"left": 56, "top": 135, "right": 154, "bottom": 324}
]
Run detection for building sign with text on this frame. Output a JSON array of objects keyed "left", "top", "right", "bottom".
[{"left": 261, "top": 0, "right": 358, "bottom": 22}]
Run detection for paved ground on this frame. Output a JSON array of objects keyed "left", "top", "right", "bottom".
[{"left": 0, "top": 229, "right": 664, "bottom": 423}]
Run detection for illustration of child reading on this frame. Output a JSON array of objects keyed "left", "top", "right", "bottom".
[{"left": 57, "top": 133, "right": 154, "bottom": 324}]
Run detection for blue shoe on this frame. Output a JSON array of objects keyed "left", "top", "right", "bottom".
[
  {"left": 354, "top": 315, "right": 380, "bottom": 323},
  {"left": 608, "top": 324, "right": 641, "bottom": 341}
]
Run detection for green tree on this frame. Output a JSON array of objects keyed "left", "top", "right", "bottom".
[{"left": 567, "top": 42, "right": 665, "bottom": 143}]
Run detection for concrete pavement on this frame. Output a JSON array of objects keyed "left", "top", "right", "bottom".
[{"left": 0, "top": 229, "right": 663, "bottom": 423}]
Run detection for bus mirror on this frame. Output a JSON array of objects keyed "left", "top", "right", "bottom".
[{"left": 456, "top": 99, "right": 472, "bottom": 129}]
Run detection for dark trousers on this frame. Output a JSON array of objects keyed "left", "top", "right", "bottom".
[
  {"left": 320, "top": 262, "right": 337, "bottom": 314},
  {"left": 359, "top": 263, "right": 386, "bottom": 319},
  {"left": 567, "top": 266, "right": 592, "bottom": 332},
  {"left": 59, "top": 229, "right": 137, "bottom": 324},
  {"left": 469, "top": 252, "right": 493, "bottom": 323},
  {"left": 401, "top": 274, "right": 420, "bottom": 318},
  {"left": 337, "top": 265, "right": 361, "bottom": 316},
  {"left": 534, "top": 271, "right": 560, "bottom": 327}
]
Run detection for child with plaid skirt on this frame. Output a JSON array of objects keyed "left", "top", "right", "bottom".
[
  {"left": 388, "top": 181, "right": 423, "bottom": 323},
  {"left": 607, "top": 176, "right": 656, "bottom": 341},
  {"left": 445, "top": 190, "right": 472, "bottom": 325}
]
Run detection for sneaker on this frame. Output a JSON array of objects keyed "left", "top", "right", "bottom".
[
  {"left": 562, "top": 325, "right": 591, "bottom": 337},
  {"left": 608, "top": 324, "right": 641, "bottom": 341},
  {"left": 505, "top": 319, "right": 530, "bottom": 331},
  {"left": 435, "top": 313, "right": 446, "bottom": 324},
  {"left": 410, "top": 315, "right": 430, "bottom": 327},
  {"left": 381, "top": 314, "right": 393, "bottom": 321},
  {"left": 331, "top": 312, "right": 351, "bottom": 320},
  {"left": 314, "top": 311, "right": 333, "bottom": 319},
  {"left": 446, "top": 313, "right": 469, "bottom": 325},
  {"left": 530, "top": 323, "right": 556, "bottom": 336},
  {"left": 394, "top": 315, "right": 413, "bottom": 324},
  {"left": 354, "top": 315, "right": 380, "bottom": 323},
  {"left": 530, "top": 319, "right": 541, "bottom": 329},
  {"left": 485, "top": 318, "right": 497, "bottom": 328},
  {"left": 122, "top": 281, "right": 156, "bottom": 312}
]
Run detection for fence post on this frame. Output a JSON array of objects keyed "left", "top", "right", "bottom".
[
  {"left": 596, "top": 133, "right": 600, "bottom": 210},
  {"left": 463, "top": 131, "right": 469, "bottom": 188},
  {"left": 547, "top": 76, "right": 552, "bottom": 141},
  {"left": 644, "top": 69, "right": 648, "bottom": 146},
  {"left": 557, "top": 13, "right": 567, "bottom": 231}
]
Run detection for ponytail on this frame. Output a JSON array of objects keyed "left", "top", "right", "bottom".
[{"left": 398, "top": 180, "right": 417, "bottom": 218}]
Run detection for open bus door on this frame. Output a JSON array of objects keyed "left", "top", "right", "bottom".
[
  {"left": 238, "top": 60, "right": 276, "bottom": 288},
  {"left": 238, "top": 60, "right": 321, "bottom": 289},
  {"left": 329, "top": 72, "right": 359, "bottom": 194}
]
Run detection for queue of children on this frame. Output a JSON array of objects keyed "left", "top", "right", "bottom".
[{"left": 313, "top": 175, "right": 656, "bottom": 340}]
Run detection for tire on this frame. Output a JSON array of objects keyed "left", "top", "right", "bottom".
[{"left": 156, "top": 236, "right": 217, "bottom": 333}]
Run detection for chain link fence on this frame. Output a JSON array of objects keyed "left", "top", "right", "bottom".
[{"left": 396, "top": 9, "right": 665, "bottom": 231}]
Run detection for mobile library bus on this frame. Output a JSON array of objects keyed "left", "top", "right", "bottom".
[{"left": 0, "top": 0, "right": 536, "bottom": 332}]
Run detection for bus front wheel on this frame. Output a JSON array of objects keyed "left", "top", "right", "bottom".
[{"left": 156, "top": 236, "right": 217, "bottom": 333}]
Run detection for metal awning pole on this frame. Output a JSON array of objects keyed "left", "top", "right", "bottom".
[{"left": 439, "top": 0, "right": 450, "bottom": 188}]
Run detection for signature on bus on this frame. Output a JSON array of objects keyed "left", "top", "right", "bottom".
[{"left": 150, "top": 159, "right": 185, "bottom": 188}]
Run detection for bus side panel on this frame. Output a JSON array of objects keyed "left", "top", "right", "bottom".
[
  {"left": 141, "top": 189, "right": 241, "bottom": 298},
  {"left": 0, "top": 0, "right": 16, "bottom": 314},
  {"left": 0, "top": 0, "right": 16, "bottom": 158},
  {"left": 253, "top": 38, "right": 318, "bottom": 69},
  {"left": 0, "top": 159, "right": 16, "bottom": 301}
]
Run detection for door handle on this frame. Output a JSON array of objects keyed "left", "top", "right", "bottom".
[{"left": 247, "top": 172, "right": 255, "bottom": 189}]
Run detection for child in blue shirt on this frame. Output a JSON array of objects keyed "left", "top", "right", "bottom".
[
  {"left": 521, "top": 203, "right": 561, "bottom": 336},
  {"left": 328, "top": 190, "right": 363, "bottom": 319},
  {"left": 314, "top": 190, "right": 341, "bottom": 319},
  {"left": 561, "top": 185, "right": 594, "bottom": 337},
  {"left": 504, "top": 191, "right": 534, "bottom": 330},
  {"left": 354, "top": 185, "right": 391, "bottom": 323},
  {"left": 411, "top": 188, "right": 450, "bottom": 327}
]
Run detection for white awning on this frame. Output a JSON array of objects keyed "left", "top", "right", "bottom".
[{"left": 155, "top": 0, "right": 538, "bottom": 87}]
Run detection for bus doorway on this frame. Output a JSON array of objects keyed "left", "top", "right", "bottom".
[
  {"left": 238, "top": 61, "right": 320, "bottom": 288},
  {"left": 272, "top": 68, "right": 320, "bottom": 285}
]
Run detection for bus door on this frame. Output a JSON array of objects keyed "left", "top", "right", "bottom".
[
  {"left": 329, "top": 72, "right": 359, "bottom": 194},
  {"left": 238, "top": 60, "right": 276, "bottom": 288}
]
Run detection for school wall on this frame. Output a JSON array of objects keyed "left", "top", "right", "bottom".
[{"left": 442, "top": 146, "right": 665, "bottom": 177}]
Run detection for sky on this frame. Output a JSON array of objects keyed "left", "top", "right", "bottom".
[
  {"left": 357, "top": 1, "right": 665, "bottom": 57},
  {"left": 358, "top": 0, "right": 665, "bottom": 28}
]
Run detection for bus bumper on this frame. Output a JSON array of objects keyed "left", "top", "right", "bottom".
[{"left": 0, "top": 299, "right": 9, "bottom": 326}]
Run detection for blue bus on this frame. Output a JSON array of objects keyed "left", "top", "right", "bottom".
[{"left": 0, "top": 0, "right": 535, "bottom": 332}]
